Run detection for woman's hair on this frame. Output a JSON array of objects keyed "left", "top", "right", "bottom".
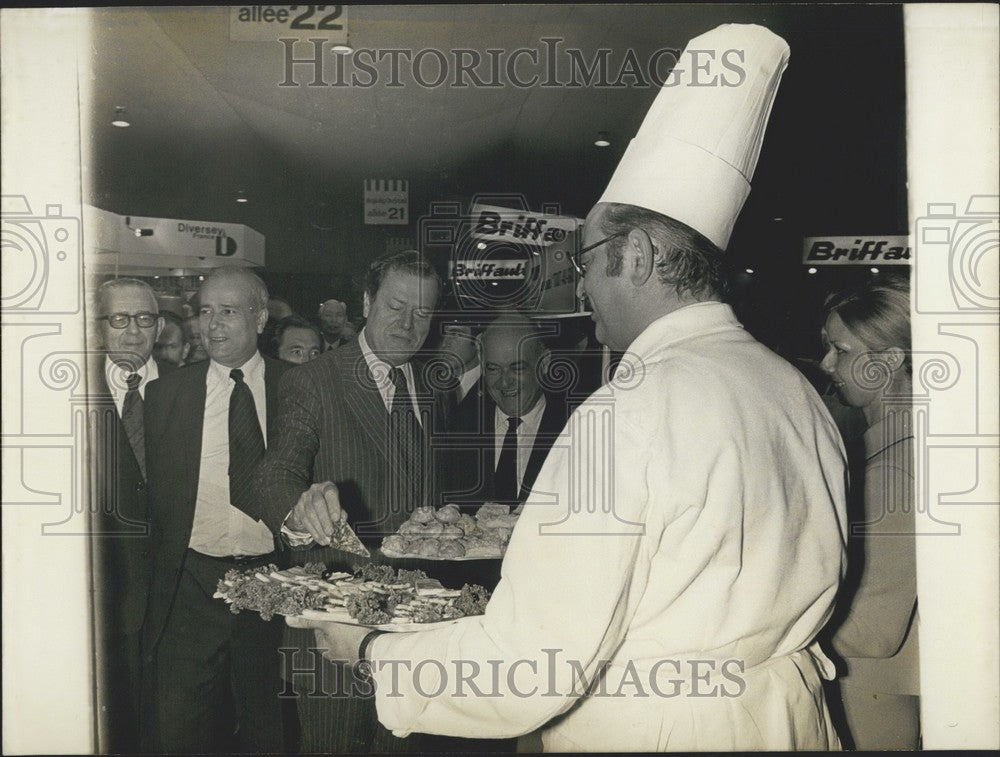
[{"left": 825, "top": 274, "right": 911, "bottom": 373}]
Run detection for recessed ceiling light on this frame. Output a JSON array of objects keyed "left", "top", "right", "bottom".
[
  {"left": 111, "top": 105, "right": 130, "bottom": 128},
  {"left": 594, "top": 131, "right": 611, "bottom": 148},
  {"left": 807, "top": 267, "right": 818, "bottom": 274},
  {"left": 476, "top": 241, "right": 487, "bottom": 250},
  {"left": 236, "top": 190, "right": 248, "bottom": 204},
  {"left": 330, "top": 42, "right": 353, "bottom": 54},
  {"left": 745, "top": 268, "right": 755, "bottom": 275},
  {"left": 870, "top": 267, "right": 880, "bottom": 274},
  {"left": 773, "top": 217, "right": 784, "bottom": 222}
]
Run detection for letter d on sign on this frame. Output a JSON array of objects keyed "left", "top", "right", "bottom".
[{"left": 215, "top": 235, "right": 238, "bottom": 257}]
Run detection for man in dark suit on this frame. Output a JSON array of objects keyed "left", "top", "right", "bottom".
[
  {"left": 255, "top": 250, "right": 446, "bottom": 753},
  {"left": 141, "top": 267, "right": 290, "bottom": 753},
  {"left": 89, "top": 278, "right": 166, "bottom": 753},
  {"left": 442, "top": 314, "right": 570, "bottom": 507}
]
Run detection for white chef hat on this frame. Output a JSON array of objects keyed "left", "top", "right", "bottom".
[{"left": 597, "top": 24, "right": 790, "bottom": 251}]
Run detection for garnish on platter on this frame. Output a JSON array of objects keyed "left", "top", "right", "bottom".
[{"left": 213, "top": 562, "right": 490, "bottom": 629}]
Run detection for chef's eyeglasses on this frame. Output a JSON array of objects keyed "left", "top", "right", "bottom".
[
  {"left": 569, "top": 232, "right": 628, "bottom": 276},
  {"left": 98, "top": 312, "right": 158, "bottom": 329}
]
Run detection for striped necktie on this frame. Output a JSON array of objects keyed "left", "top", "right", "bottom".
[
  {"left": 121, "top": 372, "right": 146, "bottom": 480},
  {"left": 228, "top": 368, "right": 264, "bottom": 512}
]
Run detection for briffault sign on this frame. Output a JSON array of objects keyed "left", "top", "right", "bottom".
[{"left": 802, "top": 236, "right": 911, "bottom": 265}]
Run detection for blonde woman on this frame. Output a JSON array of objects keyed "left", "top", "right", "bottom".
[{"left": 820, "top": 274, "right": 919, "bottom": 750}]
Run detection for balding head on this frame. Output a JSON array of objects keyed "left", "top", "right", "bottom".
[
  {"left": 479, "top": 313, "right": 550, "bottom": 417},
  {"left": 319, "top": 299, "right": 348, "bottom": 341}
]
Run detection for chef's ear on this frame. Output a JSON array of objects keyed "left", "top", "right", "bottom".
[
  {"left": 624, "top": 227, "right": 656, "bottom": 287},
  {"left": 363, "top": 292, "right": 371, "bottom": 319}
]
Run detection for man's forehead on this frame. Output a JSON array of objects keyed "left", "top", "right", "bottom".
[
  {"left": 102, "top": 285, "right": 156, "bottom": 311},
  {"left": 582, "top": 203, "right": 610, "bottom": 237},
  {"left": 200, "top": 278, "right": 250, "bottom": 304},
  {"left": 378, "top": 269, "right": 438, "bottom": 301},
  {"left": 482, "top": 329, "right": 543, "bottom": 360},
  {"left": 159, "top": 321, "right": 182, "bottom": 337}
]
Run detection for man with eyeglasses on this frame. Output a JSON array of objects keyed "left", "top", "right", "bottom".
[
  {"left": 90, "top": 277, "right": 165, "bottom": 753},
  {"left": 141, "top": 266, "right": 291, "bottom": 753}
]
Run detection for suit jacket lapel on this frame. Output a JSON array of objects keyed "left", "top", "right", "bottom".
[
  {"left": 93, "top": 359, "right": 147, "bottom": 479},
  {"left": 177, "top": 363, "right": 209, "bottom": 517},
  {"left": 262, "top": 356, "right": 284, "bottom": 443},
  {"left": 336, "top": 341, "right": 390, "bottom": 466},
  {"left": 519, "top": 393, "right": 566, "bottom": 500}
]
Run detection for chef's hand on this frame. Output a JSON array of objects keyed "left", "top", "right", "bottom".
[
  {"left": 286, "top": 615, "right": 370, "bottom": 664},
  {"left": 286, "top": 481, "right": 344, "bottom": 547}
]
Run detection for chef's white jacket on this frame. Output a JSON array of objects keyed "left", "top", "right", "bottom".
[{"left": 371, "top": 302, "right": 848, "bottom": 751}]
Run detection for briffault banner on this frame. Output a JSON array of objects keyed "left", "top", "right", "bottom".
[{"left": 802, "top": 235, "right": 911, "bottom": 265}]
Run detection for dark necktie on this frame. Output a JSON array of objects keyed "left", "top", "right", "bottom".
[
  {"left": 494, "top": 416, "right": 522, "bottom": 502},
  {"left": 121, "top": 372, "right": 146, "bottom": 480},
  {"left": 390, "top": 366, "right": 416, "bottom": 422},
  {"left": 386, "top": 366, "right": 427, "bottom": 526},
  {"left": 228, "top": 368, "right": 265, "bottom": 513}
]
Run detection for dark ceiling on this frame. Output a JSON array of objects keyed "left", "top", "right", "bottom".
[{"left": 84, "top": 3, "right": 907, "bottom": 349}]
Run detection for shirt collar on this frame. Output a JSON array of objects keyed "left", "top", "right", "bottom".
[
  {"left": 496, "top": 393, "right": 546, "bottom": 426},
  {"left": 208, "top": 350, "right": 264, "bottom": 385},
  {"left": 359, "top": 327, "right": 410, "bottom": 382},
  {"left": 104, "top": 354, "right": 158, "bottom": 393},
  {"left": 616, "top": 301, "right": 741, "bottom": 374}
]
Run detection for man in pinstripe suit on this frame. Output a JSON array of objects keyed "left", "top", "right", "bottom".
[{"left": 255, "top": 250, "right": 447, "bottom": 752}]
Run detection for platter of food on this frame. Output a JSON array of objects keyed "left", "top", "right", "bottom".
[
  {"left": 379, "top": 503, "right": 519, "bottom": 560},
  {"left": 214, "top": 563, "right": 491, "bottom": 631}
]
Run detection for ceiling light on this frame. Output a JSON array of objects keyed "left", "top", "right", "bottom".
[
  {"left": 594, "top": 131, "right": 611, "bottom": 148},
  {"left": 111, "top": 106, "right": 130, "bottom": 128},
  {"left": 236, "top": 190, "right": 248, "bottom": 204},
  {"left": 807, "top": 267, "right": 818, "bottom": 275},
  {"left": 476, "top": 241, "right": 487, "bottom": 250},
  {"left": 773, "top": 217, "right": 784, "bottom": 222},
  {"left": 745, "top": 268, "right": 755, "bottom": 274},
  {"left": 330, "top": 37, "right": 352, "bottom": 54},
  {"left": 870, "top": 267, "right": 880, "bottom": 274}
]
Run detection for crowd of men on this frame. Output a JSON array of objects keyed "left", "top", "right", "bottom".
[
  {"left": 90, "top": 254, "right": 573, "bottom": 753},
  {"left": 89, "top": 22, "right": 858, "bottom": 754}
]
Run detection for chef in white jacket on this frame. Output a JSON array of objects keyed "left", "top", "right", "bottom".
[{"left": 291, "top": 23, "right": 849, "bottom": 751}]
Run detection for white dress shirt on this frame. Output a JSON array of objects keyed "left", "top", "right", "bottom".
[
  {"left": 188, "top": 352, "right": 275, "bottom": 557},
  {"left": 493, "top": 395, "right": 546, "bottom": 494},
  {"left": 358, "top": 328, "right": 422, "bottom": 424},
  {"left": 104, "top": 355, "right": 159, "bottom": 417}
]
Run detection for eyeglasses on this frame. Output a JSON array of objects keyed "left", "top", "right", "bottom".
[
  {"left": 98, "top": 312, "right": 158, "bottom": 329},
  {"left": 569, "top": 232, "right": 627, "bottom": 276}
]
